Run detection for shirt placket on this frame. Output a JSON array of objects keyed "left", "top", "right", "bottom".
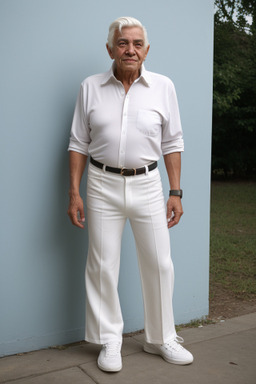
[{"left": 118, "top": 93, "right": 130, "bottom": 168}]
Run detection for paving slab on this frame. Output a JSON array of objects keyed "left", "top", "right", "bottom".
[
  {"left": 81, "top": 328, "right": 256, "bottom": 384},
  {"left": 119, "top": 336, "right": 143, "bottom": 355},
  {"left": 178, "top": 312, "right": 256, "bottom": 345},
  {"left": 5, "top": 367, "right": 94, "bottom": 384},
  {"left": 0, "top": 343, "right": 100, "bottom": 383},
  {"left": 0, "top": 337, "right": 142, "bottom": 383}
]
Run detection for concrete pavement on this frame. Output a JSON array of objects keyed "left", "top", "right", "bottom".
[{"left": 0, "top": 312, "right": 256, "bottom": 384}]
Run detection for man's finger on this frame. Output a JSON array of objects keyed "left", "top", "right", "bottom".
[
  {"left": 167, "top": 210, "right": 183, "bottom": 228},
  {"left": 68, "top": 209, "right": 85, "bottom": 228}
]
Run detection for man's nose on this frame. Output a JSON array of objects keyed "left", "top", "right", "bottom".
[{"left": 126, "top": 43, "right": 135, "bottom": 55}]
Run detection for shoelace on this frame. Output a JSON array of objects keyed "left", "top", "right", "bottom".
[
  {"left": 164, "top": 336, "right": 185, "bottom": 352},
  {"left": 104, "top": 342, "right": 121, "bottom": 357}
]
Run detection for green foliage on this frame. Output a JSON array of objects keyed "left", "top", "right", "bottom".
[
  {"left": 212, "top": 0, "right": 256, "bottom": 178},
  {"left": 210, "top": 182, "right": 256, "bottom": 297}
]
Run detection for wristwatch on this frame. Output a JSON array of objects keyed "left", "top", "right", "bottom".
[{"left": 169, "top": 189, "right": 183, "bottom": 198}]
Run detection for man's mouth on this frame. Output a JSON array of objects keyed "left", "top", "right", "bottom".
[{"left": 123, "top": 59, "right": 137, "bottom": 62}]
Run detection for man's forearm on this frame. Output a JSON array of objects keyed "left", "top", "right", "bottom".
[
  {"left": 164, "top": 152, "right": 183, "bottom": 228},
  {"left": 164, "top": 152, "right": 181, "bottom": 190},
  {"left": 69, "top": 151, "right": 87, "bottom": 195}
]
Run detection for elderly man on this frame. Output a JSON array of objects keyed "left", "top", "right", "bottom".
[{"left": 67, "top": 16, "right": 193, "bottom": 372}]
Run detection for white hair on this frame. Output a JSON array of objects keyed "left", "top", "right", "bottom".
[{"left": 107, "top": 16, "right": 149, "bottom": 49}]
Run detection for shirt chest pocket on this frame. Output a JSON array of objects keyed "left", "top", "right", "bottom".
[{"left": 136, "top": 110, "right": 162, "bottom": 137}]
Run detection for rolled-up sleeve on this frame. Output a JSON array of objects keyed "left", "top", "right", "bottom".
[
  {"left": 68, "top": 84, "right": 91, "bottom": 155},
  {"left": 161, "top": 83, "right": 184, "bottom": 155}
]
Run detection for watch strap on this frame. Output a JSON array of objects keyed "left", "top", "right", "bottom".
[{"left": 169, "top": 189, "right": 183, "bottom": 198}]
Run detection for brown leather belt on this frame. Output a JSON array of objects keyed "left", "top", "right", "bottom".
[{"left": 90, "top": 157, "right": 157, "bottom": 176}]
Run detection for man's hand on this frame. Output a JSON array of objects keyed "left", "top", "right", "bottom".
[
  {"left": 167, "top": 196, "right": 183, "bottom": 229},
  {"left": 67, "top": 193, "right": 85, "bottom": 229}
]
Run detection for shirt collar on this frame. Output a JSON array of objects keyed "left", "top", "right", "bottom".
[
  {"left": 139, "top": 64, "right": 152, "bottom": 86},
  {"left": 100, "top": 64, "right": 116, "bottom": 85},
  {"left": 100, "top": 63, "right": 152, "bottom": 87}
]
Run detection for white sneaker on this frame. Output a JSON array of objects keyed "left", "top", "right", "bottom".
[
  {"left": 97, "top": 341, "right": 122, "bottom": 372},
  {"left": 144, "top": 336, "right": 193, "bottom": 365}
]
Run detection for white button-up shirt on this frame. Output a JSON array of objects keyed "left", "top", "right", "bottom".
[{"left": 68, "top": 64, "right": 184, "bottom": 168}]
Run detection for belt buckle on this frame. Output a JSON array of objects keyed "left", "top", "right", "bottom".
[{"left": 121, "top": 167, "right": 136, "bottom": 176}]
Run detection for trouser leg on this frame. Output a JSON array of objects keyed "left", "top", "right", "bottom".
[
  {"left": 128, "top": 169, "right": 177, "bottom": 344},
  {"left": 85, "top": 164, "right": 126, "bottom": 344}
]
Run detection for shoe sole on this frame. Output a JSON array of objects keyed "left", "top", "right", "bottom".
[
  {"left": 144, "top": 344, "right": 193, "bottom": 365},
  {"left": 97, "top": 361, "right": 122, "bottom": 372}
]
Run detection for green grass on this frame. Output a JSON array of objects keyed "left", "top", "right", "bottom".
[
  {"left": 175, "top": 317, "right": 215, "bottom": 331},
  {"left": 210, "top": 181, "right": 256, "bottom": 298}
]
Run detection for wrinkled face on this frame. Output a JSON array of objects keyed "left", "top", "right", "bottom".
[{"left": 107, "top": 26, "right": 150, "bottom": 75}]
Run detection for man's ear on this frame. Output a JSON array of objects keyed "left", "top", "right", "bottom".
[
  {"left": 106, "top": 44, "right": 114, "bottom": 59},
  {"left": 145, "top": 44, "right": 150, "bottom": 59}
]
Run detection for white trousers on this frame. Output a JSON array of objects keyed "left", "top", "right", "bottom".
[{"left": 85, "top": 163, "right": 177, "bottom": 345}]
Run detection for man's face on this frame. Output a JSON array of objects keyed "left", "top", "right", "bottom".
[{"left": 107, "top": 27, "right": 150, "bottom": 75}]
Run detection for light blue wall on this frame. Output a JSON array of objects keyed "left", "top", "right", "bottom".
[{"left": 0, "top": 0, "right": 214, "bottom": 356}]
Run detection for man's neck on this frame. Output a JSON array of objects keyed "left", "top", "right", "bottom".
[{"left": 114, "top": 68, "right": 141, "bottom": 93}]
